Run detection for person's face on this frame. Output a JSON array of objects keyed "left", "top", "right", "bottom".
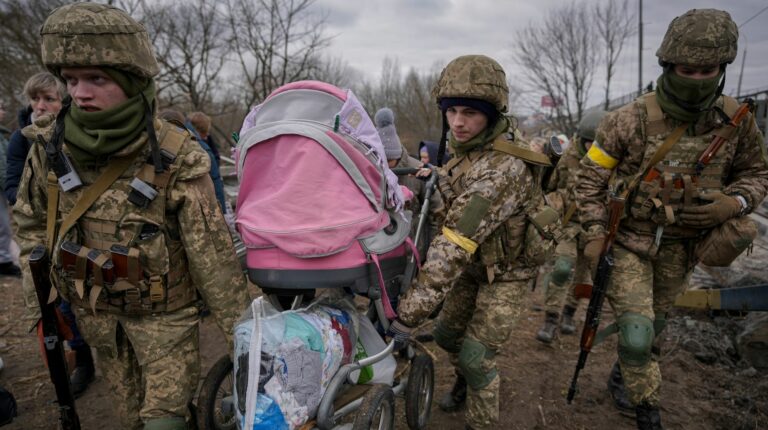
[
  {"left": 582, "top": 139, "right": 594, "bottom": 152},
  {"left": 61, "top": 67, "right": 128, "bottom": 112},
  {"left": 446, "top": 106, "right": 488, "bottom": 143},
  {"left": 387, "top": 159, "right": 398, "bottom": 168},
  {"left": 673, "top": 64, "right": 720, "bottom": 80},
  {"left": 29, "top": 87, "right": 63, "bottom": 118},
  {"left": 420, "top": 150, "right": 430, "bottom": 165}
]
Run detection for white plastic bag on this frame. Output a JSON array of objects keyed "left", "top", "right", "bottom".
[{"left": 348, "top": 316, "right": 396, "bottom": 385}]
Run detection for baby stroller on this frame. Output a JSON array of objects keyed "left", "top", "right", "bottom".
[{"left": 197, "top": 81, "right": 437, "bottom": 430}]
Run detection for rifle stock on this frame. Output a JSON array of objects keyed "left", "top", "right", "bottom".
[
  {"left": 567, "top": 195, "right": 624, "bottom": 404},
  {"left": 29, "top": 245, "right": 81, "bottom": 430}
]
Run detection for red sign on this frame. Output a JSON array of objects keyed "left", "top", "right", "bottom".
[{"left": 541, "top": 96, "right": 562, "bottom": 108}]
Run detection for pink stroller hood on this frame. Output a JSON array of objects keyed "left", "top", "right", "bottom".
[{"left": 236, "top": 80, "right": 406, "bottom": 258}]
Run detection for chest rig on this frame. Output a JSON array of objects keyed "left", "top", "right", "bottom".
[
  {"left": 442, "top": 137, "right": 560, "bottom": 274},
  {"left": 625, "top": 93, "right": 740, "bottom": 239},
  {"left": 48, "top": 121, "right": 197, "bottom": 315}
]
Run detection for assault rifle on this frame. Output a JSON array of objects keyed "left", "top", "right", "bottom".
[
  {"left": 566, "top": 194, "right": 625, "bottom": 404},
  {"left": 29, "top": 245, "right": 81, "bottom": 430}
]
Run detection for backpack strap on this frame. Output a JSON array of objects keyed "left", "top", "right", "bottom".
[
  {"left": 643, "top": 92, "right": 668, "bottom": 136},
  {"left": 491, "top": 137, "right": 551, "bottom": 166},
  {"left": 128, "top": 122, "right": 187, "bottom": 208}
]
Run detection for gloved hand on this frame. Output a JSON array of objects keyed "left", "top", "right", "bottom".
[
  {"left": 680, "top": 191, "right": 742, "bottom": 228},
  {"left": 386, "top": 319, "right": 413, "bottom": 351},
  {"left": 583, "top": 237, "right": 604, "bottom": 273}
]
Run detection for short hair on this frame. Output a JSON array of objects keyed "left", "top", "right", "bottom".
[
  {"left": 188, "top": 111, "right": 211, "bottom": 135},
  {"left": 23, "top": 72, "right": 66, "bottom": 102}
]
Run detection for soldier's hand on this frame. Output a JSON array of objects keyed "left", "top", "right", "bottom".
[
  {"left": 386, "top": 319, "right": 413, "bottom": 351},
  {"left": 680, "top": 191, "right": 742, "bottom": 228},
  {"left": 583, "top": 237, "right": 604, "bottom": 272}
]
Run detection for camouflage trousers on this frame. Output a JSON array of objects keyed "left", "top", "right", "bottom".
[
  {"left": 74, "top": 304, "right": 201, "bottom": 429},
  {"left": 437, "top": 264, "right": 529, "bottom": 429},
  {"left": 606, "top": 242, "right": 691, "bottom": 406},
  {"left": 543, "top": 235, "right": 591, "bottom": 314}
]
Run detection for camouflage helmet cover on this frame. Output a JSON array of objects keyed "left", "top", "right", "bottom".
[
  {"left": 433, "top": 55, "right": 509, "bottom": 113},
  {"left": 577, "top": 109, "right": 608, "bottom": 141},
  {"left": 40, "top": 2, "right": 159, "bottom": 78},
  {"left": 656, "top": 9, "right": 738, "bottom": 66}
]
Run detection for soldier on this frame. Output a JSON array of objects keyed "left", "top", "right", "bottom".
[
  {"left": 14, "top": 3, "right": 249, "bottom": 429},
  {"left": 388, "top": 55, "right": 558, "bottom": 430},
  {"left": 575, "top": 9, "right": 768, "bottom": 429},
  {"left": 536, "top": 110, "right": 606, "bottom": 343}
]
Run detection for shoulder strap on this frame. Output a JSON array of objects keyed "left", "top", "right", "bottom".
[
  {"left": 491, "top": 137, "right": 551, "bottom": 166},
  {"left": 643, "top": 92, "right": 667, "bottom": 136},
  {"left": 624, "top": 123, "right": 688, "bottom": 197},
  {"left": 721, "top": 95, "right": 740, "bottom": 117},
  {"left": 46, "top": 173, "right": 60, "bottom": 254},
  {"left": 51, "top": 155, "right": 139, "bottom": 251}
]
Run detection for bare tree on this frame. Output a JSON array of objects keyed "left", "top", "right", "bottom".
[
  {"left": 140, "top": 0, "right": 229, "bottom": 110},
  {"left": 594, "top": 0, "right": 636, "bottom": 110},
  {"left": 307, "top": 55, "right": 363, "bottom": 89},
  {"left": 514, "top": 2, "right": 599, "bottom": 134},
  {"left": 225, "top": 0, "right": 331, "bottom": 109}
]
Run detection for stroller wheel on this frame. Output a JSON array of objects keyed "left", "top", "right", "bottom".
[
  {"left": 197, "top": 355, "right": 237, "bottom": 430},
  {"left": 405, "top": 354, "right": 434, "bottom": 430},
  {"left": 352, "top": 384, "right": 395, "bottom": 430}
]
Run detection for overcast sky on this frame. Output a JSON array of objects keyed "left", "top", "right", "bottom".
[{"left": 313, "top": 0, "right": 768, "bottom": 112}]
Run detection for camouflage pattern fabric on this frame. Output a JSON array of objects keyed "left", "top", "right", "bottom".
[
  {"left": 542, "top": 234, "right": 589, "bottom": 314},
  {"left": 14, "top": 117, "right": 250, "bottom": 426},
  {"left": 575, "top": 91, "right": 768, "bottom": 407},
  {"left": 432, "top": 55, "right": 509, "bottom": 112},
  {"left": 437, "top": 266, "right": 529, "bottom": 429},
  {"left": 73, "top": 305, "right": 200, "bottom": 429},
  {"left": 656, "top": 9, "right": 738, "bottom": 66},
  {"left": 606, "top": 242, "right": 691, "bottom": 406},
  {"left": 394, "top": 150, "right": 445, "bottom": 257},
  {"left": 40, "top": 2, "right": 159, "bottom": 78},
  {"left": 397, "top": 134, "right": 537, "bottom": 429}
]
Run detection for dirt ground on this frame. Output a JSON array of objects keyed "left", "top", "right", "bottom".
[{"left": 1, "top": 274, "right": 766, "bottom": 430}]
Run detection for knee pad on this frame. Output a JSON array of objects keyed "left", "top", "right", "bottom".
[
  {"left": 457, "top": 338, "right": 497, "bottom": 390},
  {"left": 433, "top": 321, "right": 463, "bottom": 354},
  {"left": 617, "top": 312, "right": 654, "bottom": 367},
  {"left": 143, "top": 417, "right": 187, "bottom": 430},
  {"left": 550, "top": 256, "right": 574, "bottom": 286}
]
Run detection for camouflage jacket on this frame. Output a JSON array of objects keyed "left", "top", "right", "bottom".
[
  {"left": 547, "top": 138, "right": 586, "bottom": 222},
  {"left": 14, "top": 115, "right": 249, "bottom": 342},
  {"left": 397, "top": 137, "right": 537, "bottom": 326},
  {"left": 576, "top": 94, "right": 768, "bottom": 245}
]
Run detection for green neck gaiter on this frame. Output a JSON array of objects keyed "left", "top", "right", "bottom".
[
  {"left": 656, "top": 70, "right": 723, "bottom": 123},
  {"left": 64, "top": 78, "right": 155, "bottom": 166},
  {"left": 449, "top": 116, "right": 509, "bottom": 156}
]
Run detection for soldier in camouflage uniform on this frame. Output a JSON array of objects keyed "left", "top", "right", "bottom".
[
  {"left": 575, "top": 9, "right": 768, "bottom": 429},
  {"left": 388, "top": 55, "right": 551, "bottom": 430},
  {"left": 536, "top": 110, "right": 606, "bottom": 343},
  {"left": 14, "top": 3, "right": 249, "bottom": 429}
]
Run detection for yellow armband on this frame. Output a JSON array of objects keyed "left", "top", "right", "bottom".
[
  {"left": 442, "top": 226, "right": 478, "bottom": 254},
  {"left": 586, "top": 143, "right": 619, "bottom": 170}
]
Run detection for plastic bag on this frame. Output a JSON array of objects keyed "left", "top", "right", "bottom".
[{"left": 348, "top": 315, "right": 396, "bottom": 385}]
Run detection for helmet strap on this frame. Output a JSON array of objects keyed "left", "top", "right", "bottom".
[
  {"left": 141, "top": 92, "right": 163, "bottom": 173},
  {"left": 437, "top": 115, "right": 449, "bottom": 167}
]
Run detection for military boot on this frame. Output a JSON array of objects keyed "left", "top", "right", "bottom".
[
  {"left": 607, "top": 361, "right": 634, "bottom": 412},
  {"left": 70, "top": 344, "right": 95, "bottom": 397},
  {"left": 560, "top": 305, "right": 577, "bottom": 335},
  {"left": 635, "top": 402, "right": 663, "bottom": 430},
  {"left": 535, "top": 312, "right": 559, "bottom": 344},
  {"left": 438, "top": 374, "right": 467, "bottom": 412}
]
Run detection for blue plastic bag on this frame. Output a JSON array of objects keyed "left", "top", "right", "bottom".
[{"left": 248, "top": 393, "right": 288, "bottom": 430}]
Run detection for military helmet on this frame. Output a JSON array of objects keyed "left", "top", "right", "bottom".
[
  {"left": 433, "top": 55, "right": 509, "bottom": 113},
  {"left": 577, "top": 109, "right": 608, "bottom": 141},
  {"left": 40, "top": 2, "right": 159, "bottom": 78},
  {"left": 656, "top": 9, "right": 738, "bottom": 67}
]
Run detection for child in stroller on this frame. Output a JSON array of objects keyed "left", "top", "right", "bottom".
[{"left": 197, "top": 81, "right": 437, "bottom": 430}]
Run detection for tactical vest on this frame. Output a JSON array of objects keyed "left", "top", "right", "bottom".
[
  {"left": 625, "top": 93, "right": 741, "bottom": 239},
  {"left": 442, "top": 136, "right": 561, "bottom": 271},
  {"left": 50, "top": 121, "right": 198, "bottom": 316}
]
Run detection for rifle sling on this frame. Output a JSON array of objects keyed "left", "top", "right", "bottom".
[{"left": 623, "top": 123, "right": 688, "bottom": 198}]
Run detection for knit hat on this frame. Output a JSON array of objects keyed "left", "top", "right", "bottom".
[
  {"left": 374, "top": 107, "right": 402, "bottom": 160},
  {"left": 439, "top": 97, "right": 499, "bottom": 123}
]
